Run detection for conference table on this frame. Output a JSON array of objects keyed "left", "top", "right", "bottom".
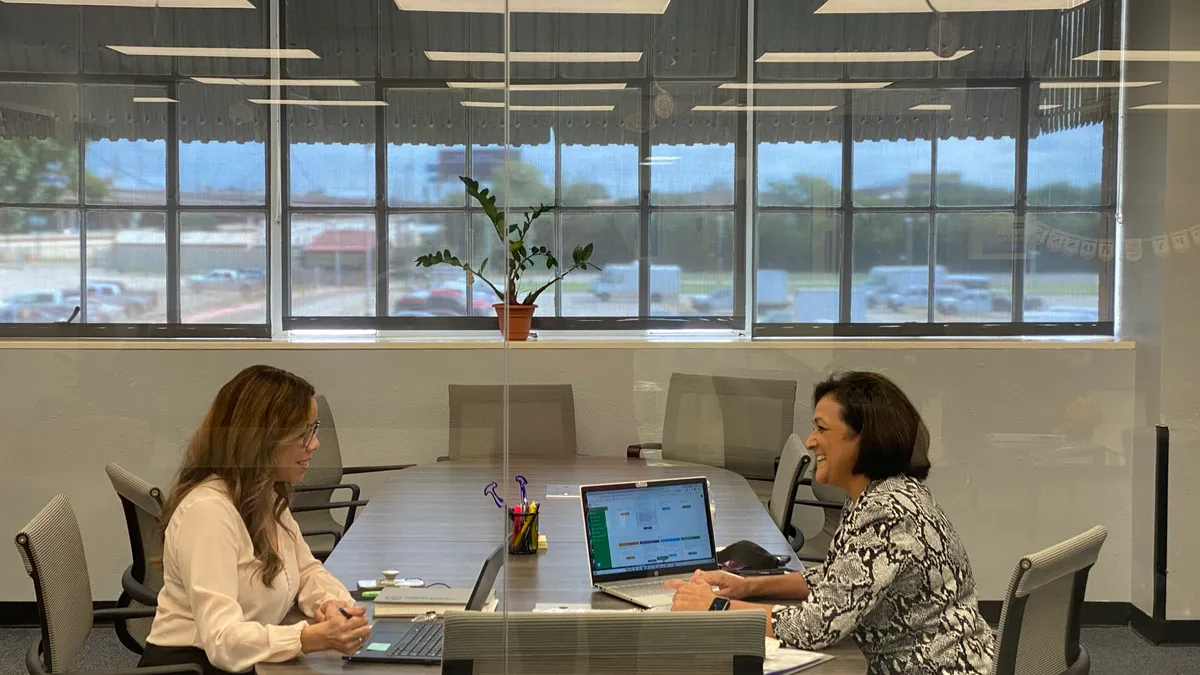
[{"left": 261, "top": 455, "right": 866, "bottom": 674}]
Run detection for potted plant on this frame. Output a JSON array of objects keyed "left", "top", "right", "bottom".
[{"left": 415, "top": 176, "right": 598, "bottom": 341}]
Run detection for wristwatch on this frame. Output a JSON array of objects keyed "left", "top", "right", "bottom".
[{"left": 709, "top": 597, "right": 731, "bottom": 612}]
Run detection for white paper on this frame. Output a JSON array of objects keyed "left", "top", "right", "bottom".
[{"left": 763, "top": 638, "right": 829, "bottom": 675}]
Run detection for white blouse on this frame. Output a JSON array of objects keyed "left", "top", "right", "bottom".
[{"left": 146, "top": 477, "right": 354, "bottom": 673}]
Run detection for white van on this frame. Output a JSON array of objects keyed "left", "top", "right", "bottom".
[
  {"left": 589, "top": 263, "right": 681, "bottom": 304},
  {"left": 860, "top": 265, "right": 948, "bottom": 308}
]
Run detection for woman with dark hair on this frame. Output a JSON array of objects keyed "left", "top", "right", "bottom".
[{"left": 669, "top": 371, "right": 994, "bottom": 675}]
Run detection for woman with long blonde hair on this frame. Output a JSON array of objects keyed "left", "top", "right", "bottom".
[{"left": 138, "top": 365, "right": 371, "bottom": 675}]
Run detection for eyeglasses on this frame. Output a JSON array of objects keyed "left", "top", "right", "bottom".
[{"left": 304, "top": 420, "right": 320, "bottom": 447}]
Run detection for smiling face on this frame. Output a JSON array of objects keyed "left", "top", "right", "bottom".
[
  {"left": 274, "top": 397, "right": 319, "bottom": 485},
  {"left": 806, "top": 393, "right": 861, "bottom": 490}
]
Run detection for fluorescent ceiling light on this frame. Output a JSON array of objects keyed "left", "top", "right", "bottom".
[
  {"left": 446, "top": 82, "right": 628, "bottom": 91},
  {"left": 692, "top": 105, "right": 839, "bottom": 112},
  {"left": 1039, "top": 104, "right": 1062, "bottom": 110},
  {"left": 815, "top": 0, "right": 1089, "bottom": 13},
  {"left": 1131, "top": 104, "right": 1200, "bottom": 110},
  {"left": 718, "top": 82, "right": 892, "bottom": 90},
  {"left": 133, "top": 97, "right": 177, "bottom": 103},
  {"left": 910, "top": 104, "right": 951, "bottom": 111},
  {"left": 395, "top": 0, "right": 670, "bottom": 13},
  {"left": 426, "top": 51, "right": 642, "bottom": 63},
  {"left": 248, "top": 99, "right": 387, "bottom": 106},
  {"left": 2, "top": 0, "right": 251, "bottom": 6},
  {"left": 757, "top": 50, "right": 973, "bottom": 63},
  {"left": 193, "top": 77, "right": 360, "bottom": 86},
  {"left": 1040, "top": 80, "right": 1160, "bottom": 89},
  {"left": 1075, "top": 50, "right": 1200, "bottom": 63},
  {"left": 109, "top": 46, "right": 320, "bottom": 59},
  {"left": 460, "top": 101, "right": 615, "bottom": 111}
]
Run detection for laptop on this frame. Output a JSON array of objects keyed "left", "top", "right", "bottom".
[
  {"left": 343, "top": 544, "right": 504, "bottom": 665},
  {"left": 580, "top": 476, "right": 719, "bottom": 609}
]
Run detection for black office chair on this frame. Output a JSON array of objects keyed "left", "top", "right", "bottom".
[{"left": 104, "top": 463, "right": 166, "bottom": 655}]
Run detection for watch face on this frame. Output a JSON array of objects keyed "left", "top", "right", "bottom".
[{"left": 710, "top": 597, "right": 731, "bottom": 611}]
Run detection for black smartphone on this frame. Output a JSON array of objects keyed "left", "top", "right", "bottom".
[{"left": 734, "top": 568, "right": 794, "bottom": 577}]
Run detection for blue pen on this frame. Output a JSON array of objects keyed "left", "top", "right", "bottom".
[
  {"left": 515, "top": 475, "right": 528, "bottom": 506},
  {"left": 338, "top": 607, "right": 354, "bottom": 620}
]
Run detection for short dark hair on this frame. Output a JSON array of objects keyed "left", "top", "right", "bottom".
[{"left": 812, "top": 371, "right": 931, "bottom": 481}]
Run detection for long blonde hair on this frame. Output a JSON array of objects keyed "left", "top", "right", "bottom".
[{"left": 160, "top": 365, "right": 316, "bottom": 587}]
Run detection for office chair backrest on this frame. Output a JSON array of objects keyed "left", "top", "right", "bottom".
[
  {"left": 993, "top": 525, "right": 1108, "bottom": 675},
  {"left": 293, "top": 394, "right": 346, "bottom": 513},
  {"left": 104, "top": 463, "right": 165, "bottom": 650},
  {"left": 442, "top": 610, "right": 766, "bottom": 675},
  {"left": 660, "top": 373, "right": 727, "bottom": 469},
  {"left": 14, "top": 495, "right": 94, "bottom": 674},
  {"left": 768, "top": 433, "right": 810, "bottom": 536},
  {"left": 660, "top": 373, "right": 797, "bottom": 479},
  {"left": 448, "top": 384, "right": 577, "bottom": 459}
]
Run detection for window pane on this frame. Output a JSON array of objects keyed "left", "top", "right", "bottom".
[
  {"left": 936, "top": 90, "right": 1017, "bottom": 207},
  {"left": 561, "top": 212, "right": 638, "bottom": 318},
  {"left": 758, "top": 130, "right": 842, "bottom": 208},
  {"left": 853, "top": 90, "right": 933, "bottom": 208},
  {"left": 0, "top": 83, "right": 79, "bottom": 205},
  {"left": 290, "top": 215, "right": 377, "bottom": 318},
  {"left": 650, "top": 212, "right": 734, "bottom": 317},
  {"left": 470, "top": 211, "right": 555, "bottom": 315},
  {"left": 651, "top": 85, "right": 735, "bottom": 207},
  {"left": 934, "top": 212, "right": 1016, "bottom": 323},
  {"left": 472, "top": 143, "right": 555, "bottom": 211},
  {"left": 852, "top": 212, "right": 931, "bottom": 324},
  {"left": 755, "top": 213, "right": 841, "bottom": 323},
  {"left": 1028, "top": 122, "right": 1104, "bottom": 207},
  {"left": 0, "top": 6, "right": 79, "bottom": 74},
  {"left": 85, "top": 210, "right": 165, "bottom": 323},
  {"left": 83, "top": 85, "right": 167, "bottom": 205},
  {"left": 1025, "top": 213, "right": 1105, "bottom": 321},
  {"left": 388, "top": 213, "right": 471, "bottom": 317},
  {"left": 561, "top": 90, "right": 641, "bottom": 208},
  {"left": 388, "top": 89, "right": 466, "bottom": 208},
  {"left": 180, "top": 212, "right": 267, "bottom": 324},
  {"left": 0, "top": 208, "right": 79, "bottom": 323},
  {"left": 179, "top": 82, "right": 267, "bottom": 206},
  {"left": 289, "top": 86, "right": 377, "bottom": 207}
]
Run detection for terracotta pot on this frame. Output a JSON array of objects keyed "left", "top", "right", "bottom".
[{"left": 493, "top": 303, "right": 537, "bottom": 341}]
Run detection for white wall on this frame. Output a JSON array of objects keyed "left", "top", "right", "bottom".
[{"left": 0, "top": 342, "right": 1134, "bottom": 607}]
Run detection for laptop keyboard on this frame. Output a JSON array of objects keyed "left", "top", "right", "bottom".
[
  {"left": 388, "top": 622, "right": 443, "bottom": 659},
  {"left": 617, "top": 579, "right": 677, "bottom": 596}
]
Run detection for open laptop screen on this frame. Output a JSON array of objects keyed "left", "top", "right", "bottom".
[{"left": 582, "top": 477, "right": 718, "bottom": 583}]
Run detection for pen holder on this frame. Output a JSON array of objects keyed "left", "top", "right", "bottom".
[{"left": 508, "top": 508, "right": 539, "bottom": 555}]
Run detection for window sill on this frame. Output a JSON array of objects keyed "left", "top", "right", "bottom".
[{"left": 0, "top": 332, "right": 1135, "bottom": 350}]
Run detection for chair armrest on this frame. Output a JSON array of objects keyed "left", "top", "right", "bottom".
[
  {"left": 299, "top": 528, "right": 343, "bottom": 547},
  {"left": 797, "top": 553, "right": 825, "bottom": 563},
  {"left": 773, "top": 456, "right": 780, "bottom": 476},
  {"left": 291, "top": 499, "right": 369, "bottom": 513},
  {"left": 93, "top": 606, "right": 157, "bottom": 623},
  {"left": 28, "top": 637, "right": 202, "bottom": 675},
  {"left": 294, "top": 482, "right": 361, "bottom": 502},
  {"left": 794, "top": 498, "right": 843, "bottom": 511},
  {"left": 627, "top": 442, "right": 663, "bottom": 459},
  {"left": 436, "top": 455, "right": 451, "bottom": 462},
  {"left": 343, "top": 464, "right": 414, "bottom": 475},
  {"left": 120, "top": 565, "right": 159, "bottom": 606}
]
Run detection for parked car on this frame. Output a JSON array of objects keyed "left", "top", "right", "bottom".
[
  {"left": 937, "top": 289, "right": 992, "bottom": 315},
  {"left": 691, "top": 270, "right": 790, "bottom": 314},
  {"left": 87, "top": 281, "right": 158, "bottom": 318},
  {"left": 861, "top": 265, "right": 948, "bottom": 309},
  {"left": 62, "top": 291, "right": 126, "bottom": 322},
  {"left": 589, "top": 263, "right": 681, "bottom": 304},
  {"left": 185, "top": 269, "right": 259, "bottom": 295},
  {"left": 989, "top": 292, "right": 1046, "bottom": 312},
  {"left": 1025, "top": 306, "right": 1100, "bottom": 322}
]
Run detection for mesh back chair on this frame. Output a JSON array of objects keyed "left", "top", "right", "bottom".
[
  {"left": 104, "top": 463, "right": 166, "bottom": 654},
  {"left": 291, "top": 394, "right": 410, "bottom": 561},
  {"left": 993, "top": 526, "right": 1108, "bottom": 675},
  {"left": 445, "top": 385, "right": 577, "bottom": 460},
  {"left": 442, "top": 611, "right": 767, "bottom": 675},
  {"left": 629, "top": 373, "right": 797, "bottom": 481},
  {"left": 767, "top": 433, "right": 811, "bottom": 552},
  {"left": 14, "top": 495, "right": 201, "bottom": 675}
]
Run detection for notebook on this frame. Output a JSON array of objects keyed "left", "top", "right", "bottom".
[{"left": 374, "top": 586, "right": 497, "bottom": 618}]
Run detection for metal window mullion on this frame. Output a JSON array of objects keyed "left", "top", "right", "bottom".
[
  {"left": 166, "top": 79, "right": 181, "bottom": 324},
  {"left": 927, "top": 123, "right": 938, "bottom": 324},
  {"left": 1013, "top": 80, "right": 1032, "bottom": 323},
  {"left": 839, "top": 91, "right": 854, "bottom": 324},
  {"left": 375, "top": 100, "right": 388, "bottom": 319},
  {"left": 639, "top": 84, "right": 651, "bottom": 318},
  {"left": 76, "top": 82, "right": 87, "bottom": 323},
  {"left": 553, "top": 108, "right": 563, "bottom": 318}
]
